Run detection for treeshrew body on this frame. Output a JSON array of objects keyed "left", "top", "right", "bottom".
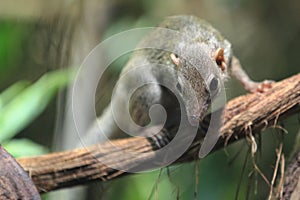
[{"left": 83, "top": 15, "right": 272, "bottom": 144}]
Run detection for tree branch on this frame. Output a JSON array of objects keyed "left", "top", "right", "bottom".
[
  {"left": 16, "top": 73, "right": 300, "bottom": 193},
  {"left": 0, "top": 146, "right": 40, "bottom": 199}
]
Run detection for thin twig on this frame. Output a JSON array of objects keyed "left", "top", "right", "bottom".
[
  {"left": 268, "top": 143, "right": 283, "bottom": 200},
  {"left": 278, "top": 154, "right": 285, "bottom": 200}
]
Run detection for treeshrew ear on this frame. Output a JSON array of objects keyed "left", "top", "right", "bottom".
[
  {"left": 170, "top": 53, "right": 180, "bottom": 66},
  {"left": 214, "top": 48, "right": 227, "bottom": 72}
]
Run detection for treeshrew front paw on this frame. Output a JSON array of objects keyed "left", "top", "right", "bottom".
[{"left": 247, "top": 80, "right": 274, "bottom": 93}]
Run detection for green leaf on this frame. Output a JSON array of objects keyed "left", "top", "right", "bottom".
[
  {"left": 0, "top": 69, "right": 74, "bottom": 142},
  {"left": 2, "top": 138, "right": 48, "bottom": 158},
  {"left": 0, "top": 81, "right": 31, "bottom": 110}
]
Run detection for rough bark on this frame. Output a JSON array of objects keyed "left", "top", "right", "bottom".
[
  {"left": 282, "top": 151, "right": 300, "bottom": 200},
  {"left": 0, "top": 146, "right": 40, "bottom": 199}
]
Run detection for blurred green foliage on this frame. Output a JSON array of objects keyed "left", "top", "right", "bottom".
[
  {"left": 0, "top": 69, "right": 73, "bottom": 157},
  {"left": 0, "top": 22, "right": 30, "bottom": 81},
  {"left": 2, "top": 138, "right": 47, "bottom": 157}
]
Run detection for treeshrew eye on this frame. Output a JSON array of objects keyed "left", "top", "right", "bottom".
[
  {"left": 209, "top": 77, "right": 219, "bottom": 91},
  {"left": 170, "top": 53, "right": 180, "bottom": 65}
]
